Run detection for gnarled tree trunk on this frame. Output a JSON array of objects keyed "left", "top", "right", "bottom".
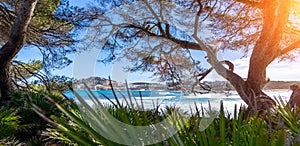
[
  {"left": 217, "top": 61, "right": 275, "bottom": 113},
  {"left": 0, "top": 0, "right": 38, "bottom": 104},
  {"left": 216, "top": 0, "right": 290, "bottom": 113}
]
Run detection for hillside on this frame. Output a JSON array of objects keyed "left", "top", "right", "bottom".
[
  {"left": 73, "top": 77, "right": 167, "bottom": 90},
  {"left": 264, "top": 81, "right": 300, "bottom": 90},
  {"left": 73, "top": 77, "right": 299, "bottom": 91}
]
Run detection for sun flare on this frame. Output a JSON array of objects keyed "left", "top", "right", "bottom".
[{"left": 292, "top": 0, "right": 300, "bottom": 14}]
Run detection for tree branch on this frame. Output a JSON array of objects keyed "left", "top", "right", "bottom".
[
  {"left": 125, "top": 24, "right": 202, "bottom": 51},
  {"left": 125, "top": 18, "right": 251, "bottom": 106},
  {"left": 197, "top": 60, "right": 234, "bottom": 81},
  {"left": 191, "top": 34, "right": 249, "bottom": 104},
  {"left": 280, "top": 39, "right": 300, "bottom": 55},
  {"left": 235, "top": 0, "right": 263, "bottom": 8}
]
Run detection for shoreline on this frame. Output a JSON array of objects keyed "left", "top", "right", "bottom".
[{"left": 263, "top": 89, "right": 291, "bottom": 92}]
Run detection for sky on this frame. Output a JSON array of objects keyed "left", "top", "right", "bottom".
[{"left": 16, "top": 0, "right": 300, "bottom": 83}]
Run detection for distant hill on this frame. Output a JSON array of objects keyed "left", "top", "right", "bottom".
[
  {"left": 264, "top": 81, "right": 300, "bottom": 90},
  {"left": 73, "top": 77, "right": 167, "bottom": 90},
  {"left": 205, "top": 80, "right": 300, "bottom": 91},
  {"left": 73, "top": 77, "right": 115, "bottom": 89},
  {"left": 73, "top": 77, "right": 299, "bottom": 91}
]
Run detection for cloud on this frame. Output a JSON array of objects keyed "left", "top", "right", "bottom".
[
  {"left": 230, "top": 56, "right": 300, "bottom": 81},
  {"left": 267, "top": 57, "right": 300, "bottom": 81}
]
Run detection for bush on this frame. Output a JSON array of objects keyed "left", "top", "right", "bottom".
[{"left": 0, "top": 90, "right": 71, "bottom": 145}]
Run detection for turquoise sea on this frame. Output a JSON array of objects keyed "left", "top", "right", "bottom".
[{"left": 65, "top": 89, "right": 292, "bottom": 114}]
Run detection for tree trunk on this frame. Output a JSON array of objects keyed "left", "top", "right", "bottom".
[
  {"left": 245, "top": 58, "right": 275, "bottom": 111},
  {"left": 0, "top": 0, "right": 38, "bottom": 103},
  {"left": 206, "top": 47, "right": 276, "bottom": 112},
  {"left": 287, "top": 84, "right": 300, "bottom": 109},
  {"left": 234, "top": 0, "right": 288, "bottom": 112},
  {"left": 223, "top": 68, "right": 275, "bottom": 113},
  {"left": 0, "top": 63, "right": 12, "bottom": 104}
]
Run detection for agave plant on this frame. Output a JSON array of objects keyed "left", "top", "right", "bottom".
[
  {"left": 0, "top": 107, "right": 20, "bottom": 140},
  {"left": 0, "top": 90, "right": 71, "bottom": 145},
  {"left": 33, "top": 85, "right": 193, "bottom": 145},
  {"left": 274, "top": 97, "right": 300, "bottom": 145},
  {"left": 32, "top": 84, "right": 300, "bottom": 146}
]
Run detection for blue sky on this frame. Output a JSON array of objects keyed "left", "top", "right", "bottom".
[
  {"left": 69, "top": 0, "right": 90, "bottom": 6},
  {"left": 16, "top": 0, "right": 300, "bottom": 82}
]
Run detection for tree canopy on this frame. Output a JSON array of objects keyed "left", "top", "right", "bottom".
[
  {"left": 0, "top": 0, "right": 77, "bottom": 69},
  {"left": 0, "top": 0, "right": 98, "bottom": 102},
  {"left": 82, "top": 0, "right": 300, "bottom": 111}
]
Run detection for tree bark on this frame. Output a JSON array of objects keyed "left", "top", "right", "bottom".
[
  {"left": 0, "top": 0, "right": 38, "bottom": 104},
  {"left": 288, "top": 84, "right": 300, "bottom": 109},
  {"left": 0, "top": 63, "right": 12, "bottom": 104},
  {"left": 245, "top": 57, "right": 276, "bottom": 111}
]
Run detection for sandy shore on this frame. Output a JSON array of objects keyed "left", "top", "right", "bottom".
[{"left": 263, "top": 89, "right": 291, "bottom": 92}]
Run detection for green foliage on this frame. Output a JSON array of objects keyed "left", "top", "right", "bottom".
[
  {"left": 274, "top": 97, "right": 300, "bottom": 145},
  {"left": 0, "top": 0, "right": 74, "bottom": 45},
  {"left": 30, "top": 0, "right": 75, "bottom": 47},
  {"left": 11, "top": 59, "right": 73, "bottom": 93},
  {"left": 0, "top": 90, "right": 72, "bottom": 145},
  {"left": 35, "top": 88, "right": 300, "bottom": 146},
  {"left": 11, "top": 60, "right": 43, "bottom": 81},
  {"left": 32, "top": 0, "right": 63, "bottom": 27},
  {"left": 9, "top": 91, "right": 66, "bottom": 140},
  {"left": 0, "top": 0, "right": 83, "bottom": 77},
  {"left": 0, "top": 107, "right": 20, "bottom": 139},
  {"left": 2, "top": 83, "right": 298, "bottom": 146},
  {"left": 2, "top": 88, "right": 299, "bottom": 146},
  {"left": 30, "top": 75, "right": 73, "bottom": 93}
]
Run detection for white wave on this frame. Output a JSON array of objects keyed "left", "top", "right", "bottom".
[
  {"left": 132, "top": 96, "right": 176, "bottom": 100},
  {"left": 75, "top": 90, "right": 293, "bottom": 116},
  {"left": 157, "top": 91, "right": 171, "bottom": 95},
  {"left": 182, "top": 92, "right": 240, "bottom": 99}
]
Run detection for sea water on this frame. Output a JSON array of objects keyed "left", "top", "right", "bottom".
[{"left": 65, "top": 89, "right": 292, "bottom": 115}]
